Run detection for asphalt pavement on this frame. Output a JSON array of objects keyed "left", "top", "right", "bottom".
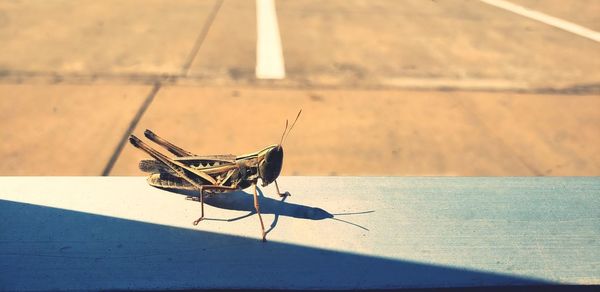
[{"left": 1, "top": 0, "right": 598, "bottom": 176}]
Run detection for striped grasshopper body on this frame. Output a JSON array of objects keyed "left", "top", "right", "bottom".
[{"left": 128, "top": 111, "right": 300, "bottom": 242}]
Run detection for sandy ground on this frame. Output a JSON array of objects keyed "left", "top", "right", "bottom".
[{"left": 0, "top": 0, "right": 599, "bottom": 176}]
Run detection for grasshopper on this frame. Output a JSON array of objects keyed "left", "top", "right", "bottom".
[{"left": 128, "top": 110, "right": 301, "bottom": 241}]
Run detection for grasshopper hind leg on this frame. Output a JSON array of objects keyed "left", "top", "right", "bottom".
[
  {"left": 192, "top": 186, "right": 205, "bottom": 225},
  {"left": 191, "top": 185, "right": 238, "bottom": 226},
  {"left": 144, "top": 129, "right": 194, "bottom": 157}
]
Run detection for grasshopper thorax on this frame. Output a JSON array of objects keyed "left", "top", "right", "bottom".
[{"left": 257, "top": 145, "right": 283, "bottom": 187}]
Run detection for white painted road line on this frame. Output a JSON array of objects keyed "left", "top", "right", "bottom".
[
  {"left": 480, "top": 0, "right": 600, "bottom": 43},
  {"left": 256, "top": 0, "right": 286, "bottom": 79}
]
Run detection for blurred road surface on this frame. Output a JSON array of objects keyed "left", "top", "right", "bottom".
[{"left": 1, "top": 0, "right": 599, "bottom": 175}]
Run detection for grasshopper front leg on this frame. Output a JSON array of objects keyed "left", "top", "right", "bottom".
[
  {"left": 274, "top": 180, "right": 291, "bottom": 198},
  {"left": 253, "top": 183, "right": 267, "bottom": 242}
]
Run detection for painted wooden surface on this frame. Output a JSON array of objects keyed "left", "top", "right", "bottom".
[{"left": 0, "top": 176, "right": 598, "bottom": 290}]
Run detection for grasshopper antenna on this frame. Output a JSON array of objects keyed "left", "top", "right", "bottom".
[
  {"left": 278, "top": 119, "right": 289, "bottom": 146},
  {"left": 281, "top": 109, "right": 302, "bottom": 146}
]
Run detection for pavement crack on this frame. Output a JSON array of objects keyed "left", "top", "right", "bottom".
[
  {"left": 180, "top": 0, "right": 224, "bottom": 76},
  {"left": 101, "top": 82, "right": 161, "bottom": 176}
]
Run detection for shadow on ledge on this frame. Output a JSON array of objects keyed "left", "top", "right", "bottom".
[
  {"left": 0, "top": 199, "right": 552, "bottom": 291},
  {"left": 166, "top": 188, "right": 373, "bottom": 233}
]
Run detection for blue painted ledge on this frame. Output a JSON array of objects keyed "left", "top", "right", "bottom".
[{"left": 0, "top": 176, "right": 598, "bottom": 290}]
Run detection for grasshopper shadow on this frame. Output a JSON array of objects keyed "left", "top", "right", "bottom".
[
  {"left": 161, "top": 187, "right": 361, "bottom": 234},
  {"left": 205, "top": 189, "right": 334, "bottom": 220},
  {"left": 165, "top": 188, "right": 333, "bottom": 219}
]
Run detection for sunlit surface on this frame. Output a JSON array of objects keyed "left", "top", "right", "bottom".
[
  {"left": 0, "top": 0, "right": 599, "bottom": 176},
  {"left": 1, "top": 176, "right": 599, "bottom": 290}
]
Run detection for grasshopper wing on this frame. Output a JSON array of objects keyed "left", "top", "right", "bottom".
[
  {"left": 139, "top": 155, "right": 238, "bottom": 182},
  {"left": 148, "top": 172, "right": 196, "bottom": 191},
  {"left": 139, "top": 159, "right": 175, "bottom": 174}
]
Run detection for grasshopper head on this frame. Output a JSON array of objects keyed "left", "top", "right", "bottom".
[
  {"left": 258, "top": 109, "right": 301, "bottom": 187},
  {"left": 258, "top": 145, "right": 283, "bottom": 187}
]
